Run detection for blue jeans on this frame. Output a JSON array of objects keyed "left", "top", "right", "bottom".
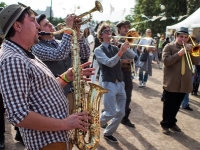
[
  {"left": 182, "top": 93, "right": 189, "bottom": 108},
  {"left": 139, "top": 68, "right": 148, "bottom": 82}
]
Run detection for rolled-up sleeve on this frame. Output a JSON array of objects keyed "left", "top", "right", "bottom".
[
  {"left": 32, "top": 34, "right": 72, "bottom": 61},
  {"left": 0, "top": 57, "right": 30, "bottom": 126}
]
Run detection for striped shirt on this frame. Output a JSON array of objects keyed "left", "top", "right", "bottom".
[
  {"left": 32, "top": 33, "right": 90, "bottom": 61},
  {"left": 0, "top": 40, "right": 70, "bottom": 150}
]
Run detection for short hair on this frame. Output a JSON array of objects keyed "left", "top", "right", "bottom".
[
  {"left": 6, "top": 8, "right": 34, "bottom": 39},
  {"left": 97, "top": 23, "right": 110, "bottom": 42}
]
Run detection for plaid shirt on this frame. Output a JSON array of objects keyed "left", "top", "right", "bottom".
[
  {"left": 32, "top": 33, "right": 90, "bottom": 61},
  {"left": 0, "top": 40, "right": 70, "bottom": 150}
]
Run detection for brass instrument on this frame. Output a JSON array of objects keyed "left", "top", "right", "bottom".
[
  {"left": 189, "top": 35, "right": 200, "bottom": 57},
  {"left": 38, "top": 1, "right": 103, "bottom": 36},
  {"left": 113, "top": 31, "right": 156, "bottom": 48},
  {"left": 182, "top": 41, "right": 195, "bottom": 73},
  {"left": 69, "top": 28, "right": 107, "bottom": 150},
  {"left": 78, "top": 1, "right": 103, "bottom": 25}
]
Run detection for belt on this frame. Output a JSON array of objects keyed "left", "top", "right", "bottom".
[{"left": 40, "top": 142, "right": 67, "bottom": 150}]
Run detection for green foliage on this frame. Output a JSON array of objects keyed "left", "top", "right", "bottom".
[
  {"left": 0, "top": 2, "right": 7, "bottom": 8},
  {"left": 125, "top": 0, "right": 199, "bottom": 37}
]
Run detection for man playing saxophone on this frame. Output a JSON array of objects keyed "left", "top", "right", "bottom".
[
  {"left": 95, "top": 23, "right": 136, "bottom": 143},
  {"left": 0, "top": 4, "right": 94, "bottom": 150}
]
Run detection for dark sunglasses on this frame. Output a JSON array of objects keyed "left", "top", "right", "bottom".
[{"left": 101, "top": 29, "right": 112, "bottom": 34}]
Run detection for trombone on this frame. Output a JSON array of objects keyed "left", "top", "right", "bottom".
[
  {"left": 113, "top": 30, "right": 156, "bottom": 48},
  {"left": 182, "top": 35, "right": 200, "bottom": 73},
  {"left": 182, "top": 41, "right": 195, "bottom": 73}
]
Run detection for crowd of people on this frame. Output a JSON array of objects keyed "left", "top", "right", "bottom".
[{"left": 0, "top": 3, "right": 200, "bottom": 150}]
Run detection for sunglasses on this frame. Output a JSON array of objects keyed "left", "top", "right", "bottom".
[{"left": 102, "top": 29, "right": 112, "bottom": 34}]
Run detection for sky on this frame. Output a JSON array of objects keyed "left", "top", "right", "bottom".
[{"left": 4, "top": 0, "right": 135, "bottom": 22}]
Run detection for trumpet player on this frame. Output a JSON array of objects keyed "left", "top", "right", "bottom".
[
  {"left": 160, "top": 27, "right": 200, "bottom": 135},
  {"left": 31, "top": 14, "right": 90, "bottom": 95}
]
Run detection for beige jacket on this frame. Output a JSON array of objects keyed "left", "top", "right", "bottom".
[{"left": 162, "top": 42, "right": 200, "bottom": 93}]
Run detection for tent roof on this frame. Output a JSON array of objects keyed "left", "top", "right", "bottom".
[{"left": 166, "top": 8, "right": 200, "bottom": 30}]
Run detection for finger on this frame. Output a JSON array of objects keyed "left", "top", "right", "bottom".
[
  {"left": 76, "top": 111, "right": 89, "bottom": 116},
  {"left": 81, "top": 62, "right": 91, "bottom": 68}
]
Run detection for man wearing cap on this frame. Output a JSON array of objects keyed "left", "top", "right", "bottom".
[
  {"left": 0, "top": 4, "right": 94, "bottom": 150},
  {"left": 116, "top": 20, "right": 137, "bottom": 128},
  {"left": 160, "top": 27, "right": 200, "bottom": 135},
  {"left": 32, "top": 13, "right": 90, "bottom": 66},
  {"left": 31, "top": 14, "right": 90, "bottom": 94}
]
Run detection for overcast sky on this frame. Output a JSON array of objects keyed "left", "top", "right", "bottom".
[{"left": 4, "top": 0, "right": 135, "bottom": 22}]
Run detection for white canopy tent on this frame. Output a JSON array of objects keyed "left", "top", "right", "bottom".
[{"left": 166, "top": 8, "right": 200, "bottom": 35}]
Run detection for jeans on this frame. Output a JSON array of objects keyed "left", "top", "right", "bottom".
[
  {"left": 139, "top": 69, "right": 148, "bottom": 82},
  {"left": 181, "top": 93, "right": 189, "bottom": 108}
]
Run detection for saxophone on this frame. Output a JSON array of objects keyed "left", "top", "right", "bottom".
[
  {"left": 38, "top": 2, "right": 106, "bottom": 149},
  {"left": 67, "top": 27, "right": 107, "bottom": 150}
]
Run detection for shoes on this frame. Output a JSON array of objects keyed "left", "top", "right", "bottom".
[
  {"left": 0, "top": 136, "right": 5, "bottom": 150},
  {"left": 162, "top": 127, "right": 170, "bottom": 135},
  {"left": 104, "top": 135, "right": 118, "bottom": 143},
  {"left": 138, "top": 81, "right": 143, "bottom": 87},
  {"left": 183, "top": 104, "right": 193, "bottom": 111},
  {"left": 101, "top": 123, "right": 108, "bottom": 129},
  {"left": 170, "top": 124, "right": 181, "bottom": 132},
  {"left": 143, "top": 82, "right": 146, "bottom": 87},
  {"left": 121, "top": 120, "right": 135, "bottom": 128}
]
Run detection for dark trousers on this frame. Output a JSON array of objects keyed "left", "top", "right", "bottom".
[
  {"left": 122, "top": 71, "right": 133, "bottom": 121},
  {"left": 0, "top": 93, "right": 5, "bottom": 135},
  {"left": 160, "top": 89, "right": 185, "bottom": 128}
]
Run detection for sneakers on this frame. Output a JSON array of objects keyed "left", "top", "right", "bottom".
[
  {"left": 121, "top": 120, "right": 135, "bottom": 128},
  {"left": 138, "top": 81, "right": 143, "bottom": 87},
  {"left": 162, "top": 128, "right": 170, "bottom": 135},
  {"left": 170, "top": 125, "right": 181, "bottom": 132},
  {"left": 138, "top": 81, "right": 146, "bottom": 87},
  {"left": 104, "top": 135, "right": 118, "bottom": 143},
  {"left": 183, "top": 104, "right": 193, "bottom": 111}
]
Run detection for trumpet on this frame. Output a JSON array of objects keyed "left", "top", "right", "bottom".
[{"left": 38, "top": 1, "right": 103, "bottom": 36}]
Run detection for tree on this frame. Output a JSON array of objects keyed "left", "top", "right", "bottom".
[
  {"left": 125, "top": 0, "right": 197, "bottom": 37},
  {"left": 0, "top": 2, "right": 7, "bottom": 8}
]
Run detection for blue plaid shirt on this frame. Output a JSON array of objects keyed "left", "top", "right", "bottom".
[
  {"left": 0, "top": 40, "right": 70, "bottom": 150},
  {"left": 32, "top": 33, "right": 90, "bottom": 61}
]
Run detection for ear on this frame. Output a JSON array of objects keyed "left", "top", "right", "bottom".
[{"left": 13, "top": 21, "right": 22, "bottom": 33}]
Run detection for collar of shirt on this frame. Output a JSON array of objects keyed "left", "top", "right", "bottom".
[
  {"left": 102, "top": 42, "right": 111, "bottom": 50},
  {"left": 6, "top": 40, "right": 35, "bottom": 59}
]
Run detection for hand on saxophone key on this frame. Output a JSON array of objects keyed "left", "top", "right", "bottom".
[
  {"left": 64, "top": 112, "right": 91, "bottom": 131},
  {"left": 64, "top": 62, "right": 95, "bottom": 82}
]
